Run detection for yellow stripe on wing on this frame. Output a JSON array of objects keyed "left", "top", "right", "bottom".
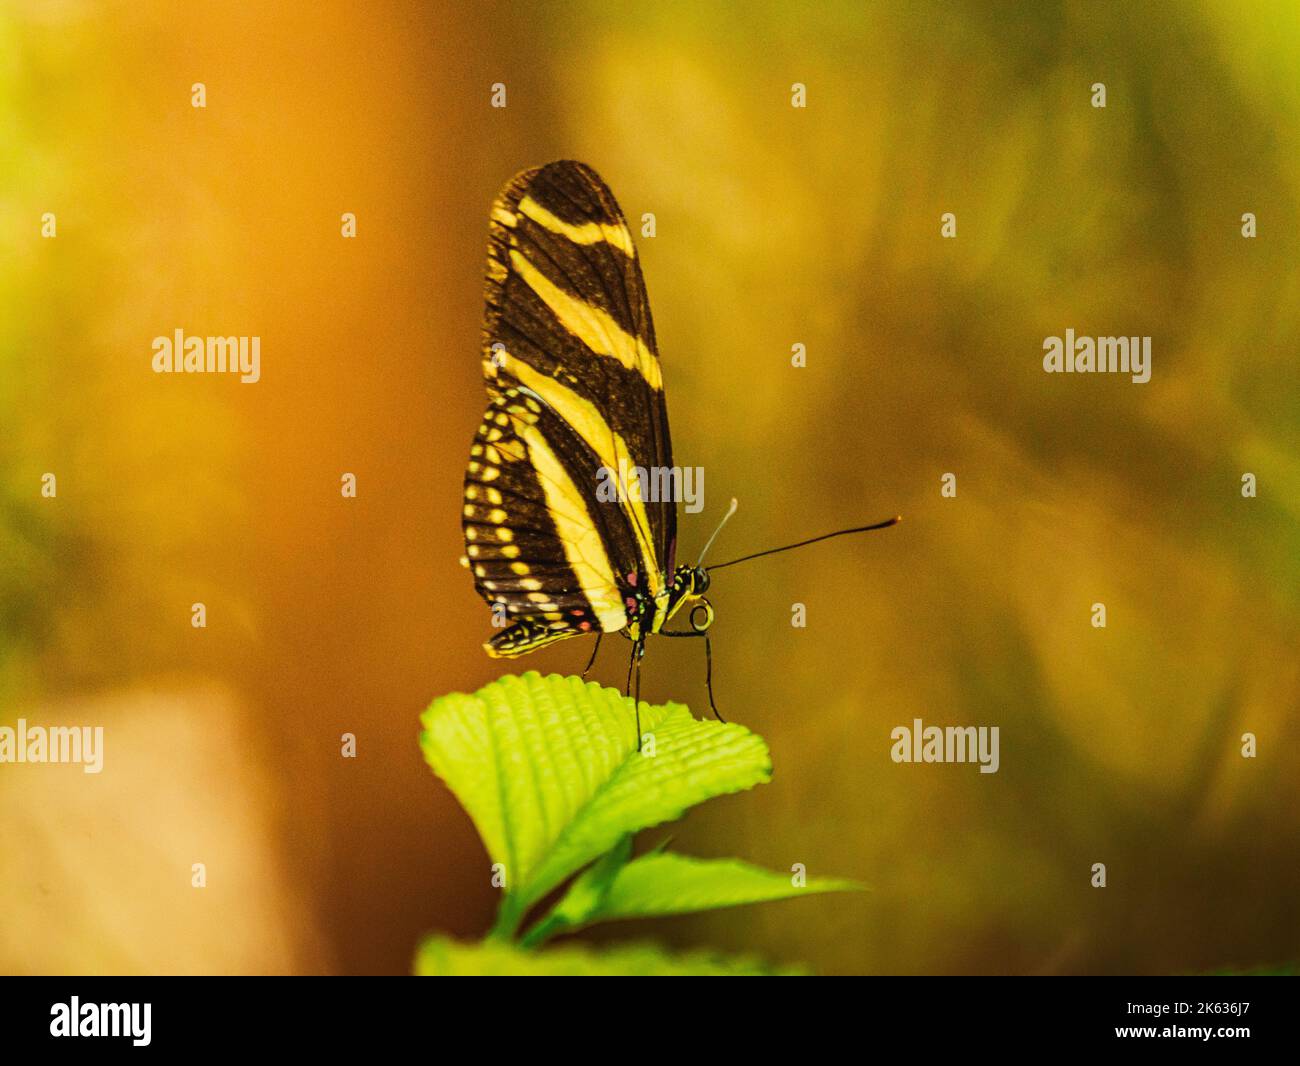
[
  {"left": 518, "top": 195, "right": 635, "bottom": 256},
  {"left": 499, "top": 358, "right": 665, "bottom": 599},
  {"left": 507, "top": 248, "right": 663, "bottom": 390},
  {"left": 521, "top": 423, "right": 628, "bottom": 632}
]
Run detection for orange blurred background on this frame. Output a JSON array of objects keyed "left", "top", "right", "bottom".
[{"left": 2, "top": 0, "right": 1298, "bottom": 974}]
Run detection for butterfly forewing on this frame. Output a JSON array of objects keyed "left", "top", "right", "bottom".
[
  {"left": 464, "top": 161, "right": 677, "bottom": 654},
  {"left": 480, "top": 162, "right": 674, "bottom": 587}
]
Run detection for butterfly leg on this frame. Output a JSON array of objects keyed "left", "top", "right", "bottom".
[
  {"left": 657, "top": 628, "right": 726, "bottom": 723},
  {"left": 634, "top": 647, "right": 643, "bottom": 747},
  {"left": 625, "top": 637, "right": 646, "bottom": 751},
  {"left": 704, "top": 632, "right": 725, "bottom": 723},
  {"left": 581, "top": 632, "right": 603, "bottom": 679}
]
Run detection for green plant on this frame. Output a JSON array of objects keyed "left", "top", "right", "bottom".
[{"left": 414, "top": 671, "right": 862, "bottom": 975}]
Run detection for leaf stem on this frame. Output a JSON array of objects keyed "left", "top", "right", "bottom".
[
  {"left": 489, "top": 894, "right": 528, "bottom": 942},
  {"left": 518, "top": 913, "right": 571, "bottom": 949}
]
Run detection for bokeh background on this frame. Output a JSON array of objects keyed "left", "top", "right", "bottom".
[{"left": 2, "top": 0, "right": 1297, "bottom": 975}]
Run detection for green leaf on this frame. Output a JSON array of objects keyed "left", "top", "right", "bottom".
[
  {"left": 419, "top": 672, "right": 771, "bottom": 937},
  {"left": 413, "top": 935, "right": 799, "bottom": 976},
  {"left": 525, "top": 851, "right": 864, "bottom": 944},
  {"left": 593, "top": 852, "right": 865, "bottom": 919}
]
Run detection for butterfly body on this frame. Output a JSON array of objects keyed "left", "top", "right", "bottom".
[{"left": 485, "top": 565, "right": 709, "bottom": 656}]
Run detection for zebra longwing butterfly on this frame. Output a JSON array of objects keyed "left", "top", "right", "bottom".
[{"left": 459, "top": 161, "right": 898, "bottom": 726}]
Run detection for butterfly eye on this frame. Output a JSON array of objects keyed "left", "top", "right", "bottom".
[{"left": 693, "top": 567, "right": 710, "bottom": 594}]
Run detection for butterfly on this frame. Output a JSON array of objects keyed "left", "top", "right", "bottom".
[{"left": 460, "top": 161, "right": 898, "bottom": 738}]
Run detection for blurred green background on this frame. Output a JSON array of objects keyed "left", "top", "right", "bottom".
[{"left": 2, "top": 0, "right": 1297, "bottom": 974}]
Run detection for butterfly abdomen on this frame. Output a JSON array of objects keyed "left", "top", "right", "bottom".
[{"left": 484, "top": 619, "right": 580, "bottom": 658}]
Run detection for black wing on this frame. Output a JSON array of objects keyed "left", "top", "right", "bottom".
[
  {"left": 479, "top": 161, "right": 675, "bottom": 593},
  {"left": 461, "top": 162, "right": 676, "bottom": 653}
]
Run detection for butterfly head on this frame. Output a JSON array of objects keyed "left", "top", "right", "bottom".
[
  {"left": 689, "top": 565, "right": 710, "bottom": 596},
  {"left": 659, "top": 564, "right": 715, "bottom": 633}
]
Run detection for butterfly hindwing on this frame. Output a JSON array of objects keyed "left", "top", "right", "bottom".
[{"left": 462, "top": 388, "right": 634, "bottom": 656}]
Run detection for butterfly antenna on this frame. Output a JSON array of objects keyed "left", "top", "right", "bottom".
[
  {"left": 696, "top": 497, "right": 739, "bottom": 567},
  {"left": 708, "top": 515, "right": 901, "bottom": 572}
]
